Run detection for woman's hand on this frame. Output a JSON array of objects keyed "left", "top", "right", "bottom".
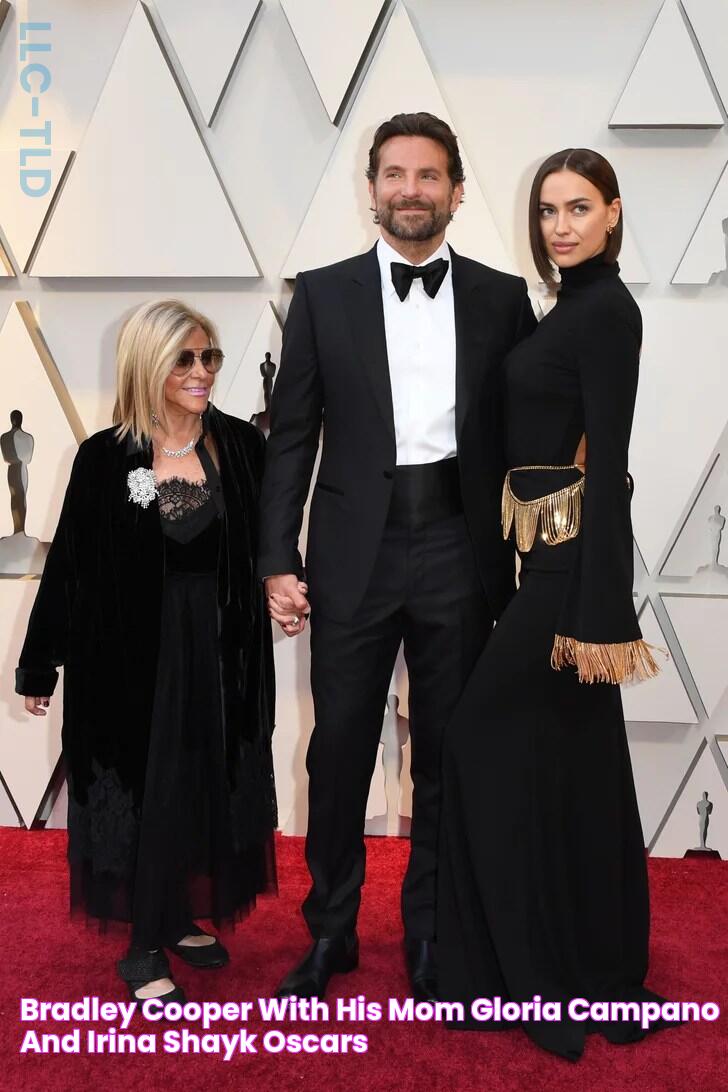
[
  {"left": 24, "top": 697, "right": 50, "bottom": 716},
  {"left": 264, "top": 576, "right": 310, "bottom": 637}
]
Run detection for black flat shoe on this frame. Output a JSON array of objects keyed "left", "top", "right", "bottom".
[
  {"left": 117, "top": 948, "right": 186, "bottom": 1009},
  {"left": 276, "top": 933, "right": 359, "bottom": 999},
  {"left": 168, "top": 923, "right": 229, "bottom": 969},
  {"left": 405, "top": 938, "right": 438, "bottom": 1003}
]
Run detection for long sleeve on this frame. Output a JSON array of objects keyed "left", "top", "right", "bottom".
[
  {"left": 514, "top": 278, "right": 538, "bottom": 344},
  {"left": 552, "top": 292, "right": 659, "bottom": 684},
  {"left": 249, "top": 421, "right": 266, "bottom": 491},
  {"left": 257, "top": 273, "right": 323, "bottom": 580},
  {"left": 491, "top": 280, "right": 539, "bottom": 614},
  {"left": 15, "top": 441, "right": 88, "bottom": 696}
]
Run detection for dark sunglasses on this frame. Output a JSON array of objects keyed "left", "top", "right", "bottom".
[{"left": 172, "top": 348, "right": 225, "bottom": 375}]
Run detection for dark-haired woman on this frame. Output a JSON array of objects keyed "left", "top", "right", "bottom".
[{"left": 437, "top": 150, "right": 672, "bottom": 1060}]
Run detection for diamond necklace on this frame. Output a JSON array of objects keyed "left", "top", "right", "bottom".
[
  {"left": 153, "top": 413, "right": 201, "bottom": 459},
  {"left": 162, "top": 436, "right": 197, "bottom": 459}
]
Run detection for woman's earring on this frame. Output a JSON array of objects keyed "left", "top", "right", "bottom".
[{"left": 607, "top": 223, "right": 614, "bottom": 235}]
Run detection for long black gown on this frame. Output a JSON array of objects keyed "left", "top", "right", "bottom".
[
  {"left": 67, "top": 441, "right": 277, "bottom": 948},
  {"left": 436, "top": 254, "right": 670, "bottom": 1061}
]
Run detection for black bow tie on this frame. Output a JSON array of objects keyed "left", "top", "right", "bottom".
[{"left": 390, "top": 257, "right": 449, "bottom": 302}]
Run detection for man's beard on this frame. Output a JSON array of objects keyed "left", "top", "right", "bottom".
[{"left": 376, "top": 200, "right": 451, "bottom": 242}]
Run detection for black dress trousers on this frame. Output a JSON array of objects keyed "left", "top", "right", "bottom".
[{"left": 303, "top": 501, "right": 492, "bottom": 941}]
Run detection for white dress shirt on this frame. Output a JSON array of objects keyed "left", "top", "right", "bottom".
[{"left": 376, "top": 236, "right": 457, "bottom": 466}]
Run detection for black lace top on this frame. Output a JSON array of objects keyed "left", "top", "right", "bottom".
[
  {"left": 158, "top": 477, "right": 214, "bottom": 540},
  {"left": 157, "top": 440, "right": 224, "bottom": 570},
  {"left": 158, "top": 476, "right": 212, "bottom": 520}
]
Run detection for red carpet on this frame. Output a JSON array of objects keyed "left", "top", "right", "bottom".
[{"left": 0, "top": 829, "right": 725, "bottom": 1091}]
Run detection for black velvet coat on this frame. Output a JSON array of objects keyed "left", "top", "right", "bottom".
[{"left": 15, "top": 405, "right": 275, "bottom": 808}]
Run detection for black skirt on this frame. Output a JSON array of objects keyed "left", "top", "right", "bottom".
[
  {"left": 67, "top": 489, "right": 276, "bottom": 946},
  {"left": 436, "top": 537, "right": 669, "bottom": 1061}
]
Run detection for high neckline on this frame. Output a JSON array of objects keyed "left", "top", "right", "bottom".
[{"left": 557, "top": 250, "right": 620, "bottom": 294}]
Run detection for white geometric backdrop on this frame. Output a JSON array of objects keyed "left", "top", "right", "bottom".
[{"left": 1, "top": 0, "right": 727, "bottom": 858}]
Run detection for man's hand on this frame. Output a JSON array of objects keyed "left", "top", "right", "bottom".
[{"left": 265, "top": 574, "right": 310, "bottom": 637}]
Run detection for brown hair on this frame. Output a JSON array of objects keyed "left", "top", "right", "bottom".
[
  {"left": 529, "top": 148, "right": 623, "bottom": 287},
  {"left": 365, "top": 112, "right": 465, "bottom": 193}
]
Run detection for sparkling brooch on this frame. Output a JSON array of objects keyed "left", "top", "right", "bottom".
[{"left": 127, "top": 467, "right": 158, "bottom": 509}]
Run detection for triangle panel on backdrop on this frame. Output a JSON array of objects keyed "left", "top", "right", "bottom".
[
  {"left": 682, "top": 0, "right": 728, "bottom": 115},
  {"left": 0, "top": 776, "right": 20, "bottom": 826},
  {"left": 610, "top": 0, "right": 723, "bottom": 128},
  {"left": 627, "top": 294, "right": 728, "bottom": 573},
  {"left": 621, "top": 600, "right": 697, "bottom": 723},
  {"left": 651, "top": 740, "right": 728, "bottom": 857},
  {"left": 0, "top": 150, "right": 74, "bottom": 273},
  {"left": 618, "top": 223, "right": 650, "bottom": 283},
  {"left": 281, "top": 0, "right": 388, "bottom": 123},
  {"left": 282, "top": 2, "right": 512, "bottom": 277},
  {"left": 626, "top": 718, "right": 705, "bottom": 849},
  {"left": 662, "top": 593, "right": 728, "bottom": 715},
  {"left": 0, "top": 240, "right": 12, "bottom": 277},
  {"left": 0, "top": 579, "right": 63, "bottom": 828},
  {"left": 661, "top": 449, "right": 728, "bottom": 583},
  {"left": 672, "top": 159, "right": 728, "bottom": 283},
  {"left": 219, "top": 302, "right": 283, "bottom": 421},
  {"left": 0, "top": 304, "right": 80, "bottom": 557},
  {"left": 32, "top": 3, "right": 257, "bottom": 277},
  {"left": 717, "top": 736, "right": 728, "bottom": 767},
  {"left": 44, "top": 775, "right": 69, "bottom": 830},
  {"left": 154, "top": 0, "right": 261, "bottom": 126}
]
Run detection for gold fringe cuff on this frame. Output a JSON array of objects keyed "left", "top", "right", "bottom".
[{"left": 551, "top": 634, "right": 663, "bottom": 685}]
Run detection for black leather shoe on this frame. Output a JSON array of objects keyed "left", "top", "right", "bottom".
[
  {"left": 276, "top": 934, "right": 359, "bottom": 999},
  {"left": 168, "top": 924, "right": 229, "bottom": 969},
  {"left": 405, "top": 939, "right": 438, "bottom": 1002}
]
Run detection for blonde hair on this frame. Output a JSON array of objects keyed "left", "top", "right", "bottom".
[{"left": 113, "top": 299, "right": 220, "bottom": 444}]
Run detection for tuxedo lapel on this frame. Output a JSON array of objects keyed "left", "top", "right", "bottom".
[
  {"left": 343, "top": 245, "right": 395, "bottom": 440},
  {"left": 343, "top": 243, "right": 492, "bottom": 444},
  {"left": 451, "top": 247, "right": 488, "bottom": 441}
]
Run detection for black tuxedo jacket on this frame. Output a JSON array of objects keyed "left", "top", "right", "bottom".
[{"left": 258, "top": 243, "right": 537, "bottom": 622}]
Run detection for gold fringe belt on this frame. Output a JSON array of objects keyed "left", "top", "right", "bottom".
[
  {"left": 502, "top": 465, "right": 585, "bottom": 552},
  {"left": 551, "top": 635, "right": 663, "bottom": 685}
]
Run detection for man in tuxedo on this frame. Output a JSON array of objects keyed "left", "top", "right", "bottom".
[{"left": 259, "top": 112, "right": 536, "bottom": 1000}]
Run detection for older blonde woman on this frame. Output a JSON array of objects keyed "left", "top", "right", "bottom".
[{"left": 16, "top": 300, "right": 277, "bottom": 1007}]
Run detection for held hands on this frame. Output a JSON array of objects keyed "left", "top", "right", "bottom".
[
  {"left": 25, "top": 697, "right": 50, "bottom": 716},
  {"left": 265, "top": 574, "right": 310, "bottom": 638}
]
